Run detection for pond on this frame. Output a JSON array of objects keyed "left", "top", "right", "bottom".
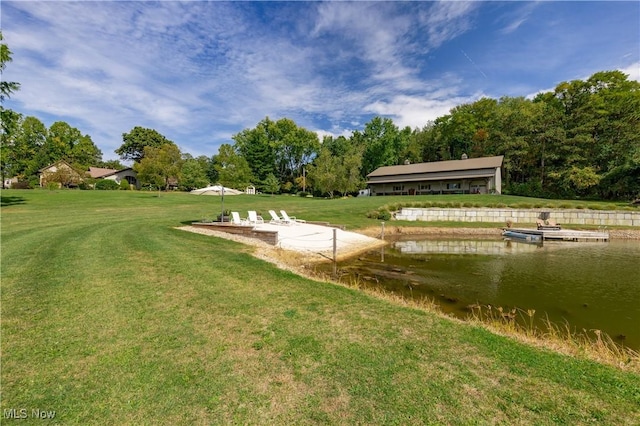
[{"left": 319, "top": 235, "right": 640, "bottom": 350}]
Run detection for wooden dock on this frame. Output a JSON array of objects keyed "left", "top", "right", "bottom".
[{"left": 507, "top": 228, "right": 609, "bottom": 242}]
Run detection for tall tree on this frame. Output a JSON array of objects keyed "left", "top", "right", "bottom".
[
  {"left": 306, "top": 146, "right": 339, "bottom": 198},
  {"left": 232, "top": 117, "right": 320, "bottom": 190},
  {"left": 352, "top": 116, "right": 411, "bottom": 176},
  {"left": 263, "top": 173, "right": 280, "bottom": 195},
  {"left": 134, "top": 143, "right": 182, "bottom": 191},
  {"left": 43, "top": 121, "right": 102, "bottom": 170},
  {"left": 213, "top": 144, "right": 254, "bottom": 190},
  {"left": 269, "top": 118, "right": 320, "bottom": 187},
  {"left": 232, "top": 118, "right": 277, "bottom": 185},
  {"left": 116, "top": 127, "right": 174, "bottom": 162},
  {"left": 0, "top": 109, "right": 22, "bottom": 187},
  {"left": 0, "top": 32, "right": 20, "bottom": 101},
  {"left": 180, "top": 154, "right": 209, "bottom": 191},
  {"left": 14, "top": 116, "right": 47, "bottom": 178},
  {"left": 307, "top": 143, "right": 363, "bottom": 197},
  {"left": 0, "top": 32, "right": 21, "bottom": 187}
]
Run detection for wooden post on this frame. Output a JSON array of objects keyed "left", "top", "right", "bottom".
[
  {"left": 381, "top": 221, "right": 385, "bottom": 240},
  {"left": 332, "top": 228, "right": 337, "bottom": 278}
]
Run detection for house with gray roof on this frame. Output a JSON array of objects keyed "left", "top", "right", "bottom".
[
  {"left": 89, "top": 167, "right": 139, "bottom": 189},
  {"left": 366, "top": 155, "right": 504, "bottom": 196}
]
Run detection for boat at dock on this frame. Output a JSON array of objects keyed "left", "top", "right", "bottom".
[
  {"left": 502, "top": 229, "right": 543, "bottom": 243},
  {"left": 503, "top": 228, "right": 609, "bottom": 242}
]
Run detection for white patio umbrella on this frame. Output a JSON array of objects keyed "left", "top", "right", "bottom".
[{"left": 190, "top": 185, "right": 243, "bottom": 195}]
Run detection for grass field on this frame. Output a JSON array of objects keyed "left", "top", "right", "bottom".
[{"left": 2, "top": 190, "right": 639, "bottom": 424}]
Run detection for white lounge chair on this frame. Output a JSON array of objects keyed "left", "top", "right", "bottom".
[
  {"left": 280, "top": 210, "right": 305, "bottom": 224},
  {"left": 231, "top": 211, "right": 248, "bottom": 226},
  {"left": 268, "top": 210, "right": 284, "bottom": 225},
  {"left": 247, "top": 210, "right": 264, "bottom": 225}
]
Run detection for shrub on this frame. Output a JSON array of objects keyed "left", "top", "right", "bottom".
[
  {"left": 377, "top": 209, "right": 392, "bottom": 221},
  {"left": 366, "top": 209, "right": 391, "bottom": 220},
  {"left": 119, "top": 180, "right": 131, "bottom": 190},
  {"left": 95, "top": 179, "right": 120, "bottom": 190},
  {"left": 11, "top": 181, "right": 31, "bottom": 189},
  {"left": 297, "top": 191, "right": 309, "bottom": 198}
]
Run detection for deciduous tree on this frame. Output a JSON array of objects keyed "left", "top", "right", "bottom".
[
  {"left": 213, "top": 144, "right": 254, "bottom": 190},
  {"left": 134, "top": 143, "right": 182, "bottom": 192},
  {"left": 180, "top": 155, "right": 209, "bottom": 191},
  {"left": 117, "top": 127, "right": 174, "bottom": 162}
]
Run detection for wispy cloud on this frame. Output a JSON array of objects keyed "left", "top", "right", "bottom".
[
  {"left": 2, "top": 1, "right": 638, "bottom": 161},
  {"left": 498, "top": 2, "right": 541, "bottom": 34},
  {"left": 420, "top": 1, "right": 478, "bottom": 48}
]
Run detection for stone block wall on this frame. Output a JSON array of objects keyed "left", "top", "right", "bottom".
[
  {"left": 395, "top": 208, "right": 640, "bottom": 227},
  {"left": 395, "top": 239, "right": 540, "bottom": 255}
]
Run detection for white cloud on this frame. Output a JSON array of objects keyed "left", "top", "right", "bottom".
[
  {"left": 498, "top": 2, "right": 541, "bottom": 34},
  {"left": 365, "top": 92, "right": 480, "bottom": 130},
  {"left": 420, "top": 1, "right": 478, "bottom": 48},
  {"left": 3, "top": 1, "right": 637, "bottom": 161},
  {"left": 620, "top": 62, "right": 640, "bottom": 82}
]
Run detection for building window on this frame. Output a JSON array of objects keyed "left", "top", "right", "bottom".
[
  {"left": 447, "top": 183, "right": 460, "bottom": 190},
  {"left": 419, "top": 184, "right": 431, "bottom": 190},
  {"left": 393, "top": 185, "right": 404, "bottom": 191}
]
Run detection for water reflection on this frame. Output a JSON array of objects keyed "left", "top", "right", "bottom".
[{"left": 325, "top": 235, "right": 640, "bottom": 350}]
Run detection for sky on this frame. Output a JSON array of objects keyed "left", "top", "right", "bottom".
[{"left": 2, "top": 1, "right": 639, "bottom": 163}]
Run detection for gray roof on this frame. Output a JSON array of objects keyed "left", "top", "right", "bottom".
[{"left": 367, "top": 156, "right": 504, "bottom": 178}]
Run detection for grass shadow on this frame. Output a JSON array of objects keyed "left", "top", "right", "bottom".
[
  {"left": 0, "top": 195, "right": 27, "bottom": 207},
  {"left": 180, "top": 219, "right": 217, "bottom": 226}
]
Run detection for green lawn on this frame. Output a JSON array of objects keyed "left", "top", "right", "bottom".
[{"left": 2, "top": 190, "right": 639, "bottom": 424}]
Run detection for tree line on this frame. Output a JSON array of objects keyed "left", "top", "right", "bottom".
[
  {"left": 2, "top": 31, "right": 638, "bottom": 199},
  {"left": 221, "top": 70, "right": 639, "bottom": 201}
]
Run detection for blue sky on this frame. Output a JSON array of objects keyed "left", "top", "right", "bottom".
[{"left": 2, "top": 1, "right": 639, "bottom": 162}]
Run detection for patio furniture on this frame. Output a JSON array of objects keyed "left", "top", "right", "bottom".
[
  {"left": 231, "top": 212, "right": 248, "bottom": 225},
  {"left": 280, "top": 210, "right": 305, "bottom": 224},
  {"left": 268, "top": 210, "right": 284, "bottom": 225},
  {"left": 247, "top": 210, "right": 264, "bottom": 225}
]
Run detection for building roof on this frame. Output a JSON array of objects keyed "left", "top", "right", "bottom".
[
  {"left": 367, "top": 155, "right": 504, "bottom": 178},
  {"left": 38, "top": 160, "right": 75, "bottom": 173},
  {"left": 88, "top": 167, "right": 119, "bottom": 178},
  {"left": 89, "top": 167, "right": 134, "bottom": 178}
]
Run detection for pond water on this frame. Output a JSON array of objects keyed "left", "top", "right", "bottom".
[{"left": 320, "top": 236, "right": 640, "bottom": 350}]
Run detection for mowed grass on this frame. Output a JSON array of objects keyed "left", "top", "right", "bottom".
[{"left": 2, "top": 190, "right": 639, "bottom": 424}]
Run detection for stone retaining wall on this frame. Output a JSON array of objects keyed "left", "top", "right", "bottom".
[
  {"left": 395, "top": 239, "right": 540, "bottom": 255},
  {"left": 191, "top": 222, "right": 279, "bottom": 245},
  {"left": 395, "top": 208, "right": 640, "bottom": 227}
]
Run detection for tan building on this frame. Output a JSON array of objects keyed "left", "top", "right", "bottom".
[
  {"left": 366, "top": 155, "right": 504, "bottom": 196},
  {"left": 38, "top": 160, "right": 85, "bottom": 188},
  {"left": 89, "top": 167, "right": 139, "bottom": 189},
  {"left": 38, "top": 162, "right": 139, "bottom": 189}
]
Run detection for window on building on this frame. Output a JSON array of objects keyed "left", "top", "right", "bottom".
[
  {"left": 447, "top": 183, "right": 460, "bottom": 190},
  {"left": 419, "top": 184, "right": 431, "bottom": 190},
  {"left": 393, "top": 185, "right": 404, "bottom": 191}
]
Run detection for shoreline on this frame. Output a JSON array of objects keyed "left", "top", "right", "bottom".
[
  {"left": 179, "top": 223, "right": 640, "bottom": 371},
  {"left": 180, "top": 224, "right": 640, "bottom": 272},
  {"left": 358, "top": 225, "right": 640, "bottom": 240}
]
